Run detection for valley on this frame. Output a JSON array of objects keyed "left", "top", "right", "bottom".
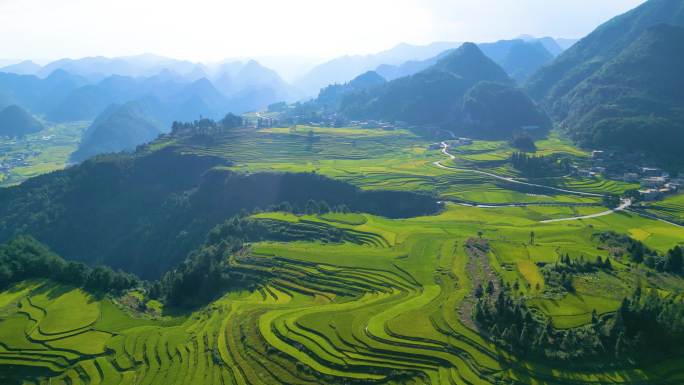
[
  {"left": 1, "top": 125, "right": 684, "bottom": 384},
  {"left": 1, "top": 1, "right": 684, "bottom": 384},
  {"left": 0, "top": 121, "right": 87, "bottom": 186}
]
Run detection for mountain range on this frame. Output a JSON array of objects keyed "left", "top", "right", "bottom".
[
  {"left": 376, "top": 38, "right": 556, "bottom": 83},
  {"left": 0, "top": 60, "right": 300, "bottom": 124},
  {"left": 526, "top": 0, "right": 684, "bottom": 166},
  {"left": 304, "top": 36, "right": 571, "bottom": 95},
  {"left": 337, "top": 43, "right": 549, "bottom": 138},
  {"left": 293, "top": 42, "right": 462, "bottom": 96}
]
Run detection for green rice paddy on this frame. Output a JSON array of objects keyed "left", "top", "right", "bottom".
[
  {"left": 0, "top": 121, "right": 88, "bottom": 187},
  {"left": 3, "top": 126, "right": 684, "bottom": 384}
]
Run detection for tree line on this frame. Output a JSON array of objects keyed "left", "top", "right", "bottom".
[
  {"left": 0, "top": 199, "right": 358, "bottom": 307},
  {"left": 510, "top": 152, "right": 570, "bottom": 178},
  {"left": 474, "top": 283, "right": 684, "bottom": 362},
  {"left": 0, "top": 236, "right": 138, "bottom": 293},
  {"left": 596, "top": 231, "right": 684, "bottom": 274},
  {"left": 540, "top": 254, "right": 613, "bottom": 294},
  {"left": 170, "top": 113, "right": 243, "bottom": 136},
  {"left": 149, "top": 205, "right": 360, "bottom": 307}
]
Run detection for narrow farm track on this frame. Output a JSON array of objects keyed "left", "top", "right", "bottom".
[
  {"left": 541, "top": 199, "right": 632, "bottom": 223},
  {"left": 433, "top": 142, "right": 605, "bottom": 198}
]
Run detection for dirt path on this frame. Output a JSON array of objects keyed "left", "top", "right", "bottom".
[{"left": 458, "top": 238, "right": 501, "bottom": 330}]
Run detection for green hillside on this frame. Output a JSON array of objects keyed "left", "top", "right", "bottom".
[
  {"left": 0, "top": 131, "right": 438, "bottom": 279},
  {"left": 0, "top": 105, "right": 43, "bottom": 137},
  {"left": 558, "top": 24, "right": 684, "bottom": 166},
  {"left": 3, "top": 2, "right": 684, "bottom": 384},
  {"left": 526, "top": 0, "right": 684, "bottom": 104},
  {"left": 315, "top": 71, "right": 386, "bottom": 110},
  {"left": 498, "top": 40, "right": 554, "bottom": 82},
  {"left": 70, "top": 101, "right": 163, "bottom": 162},
  {"left": 525, "top": 0, "right": 684, "bottom": 167},
  {"left": 339, "top": 43, "right": 548, "bottom": 139},
  {"left": 0, "top": 123, "right": 683, "bottom": 384}
]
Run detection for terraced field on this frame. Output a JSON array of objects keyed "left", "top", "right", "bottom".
[
  {"left": 172, "top": 126, "right": 611, "bottom": 205},
  {"left": 0, "top": 121, "right": 88, "bottom": 187},
  {"left": 638, "top": 192, "right": 684, "bottom": 225},
  {"left": 3, "top": 204, "right": 684, "bottom": 385},
  {"left": 3, "top": 127, "right": 684, "bottom": 384}
]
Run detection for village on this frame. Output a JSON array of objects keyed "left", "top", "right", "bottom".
[
  {"left": 425, "top": 138, "right": 681, "bottom": 204},
  {"left": 576, "top": 150, "right": 681, "bottom": 201},
  {"left": 0, "top": 139, "right": 32, "bottom": 178}
]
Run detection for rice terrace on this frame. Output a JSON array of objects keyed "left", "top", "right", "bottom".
[
  {"left": 1, "top": 123, "right": 684, "bottom": 385},
  {"left": 2, "top": 0, "right": 684, "bottom": 384}
]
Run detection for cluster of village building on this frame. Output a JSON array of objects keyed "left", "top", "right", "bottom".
[
  {"left": 575, "top": 150, "right": 681, "bottom": 201},
  {"left": 428, "top": 138, "right": 473, "bottom": 150},
  {"left": 0, "top": 152, "right": 30, "bottom": 175}
]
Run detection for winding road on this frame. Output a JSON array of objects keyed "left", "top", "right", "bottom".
[
  {"left": 433, "top": 142, "right": 604, "bottom": 197},
  {"left": 431, "top": 140, "right": 684, "bottom": 227},
  {"left": 431, "top": 141, "right": 644, "bottom": 223},
  {"left": 540, "top": 199, "right": 632, "bottom": 223}
]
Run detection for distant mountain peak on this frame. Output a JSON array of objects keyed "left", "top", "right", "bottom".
[
  {"left": 71, "top": 100, "right": 162, "bottom": 162},
  {"left": 45, "top": 68, "right": 72, "bottom": 79},
  {"left": 436, "top": 42, "right": 488, "bottom": 66},
  {"left": 0, "top": 60, "right": 42, "bottom": 75},
  {"left": 0, "top": 104, "right": 44, "bottom": 137},
  {"left": 432, "top": 42, "right": 511, "bottom": 83},
  {"left": 349, "top": 71, "right": 386, "bottom": 87}
]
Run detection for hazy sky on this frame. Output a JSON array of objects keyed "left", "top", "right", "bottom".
[{"left": 0, "top": 0, "right": 646, "bottom": 63}]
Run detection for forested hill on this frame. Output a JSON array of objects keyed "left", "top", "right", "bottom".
[
  {"left": 315, "top": 71, "right": 386, "bottom": 110},
  {"left": 0, "top": 104, "right": 43, "bottom": 137},
  {"left": 526, "top": 0, "right": 684, "bottom": 105},
  {"left": 558, "top": 24, "right": 684, "bottom": 166},
  {"left": 339, "top": 43, "right": 549, "bottom": 139},
  {"left": 0, "top": 143, "right": 438, "bottom": 279},
  {"left": 524, "top": 0, "right": 684, "bottom": 167},
  {"left": 70, "top": 101, "right": 163, "bottom": 162}
]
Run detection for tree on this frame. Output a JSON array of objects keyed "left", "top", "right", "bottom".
[
  {"left": 86, "top": 266, "right": 114, "bottom": 291},
  {"left": 510, "top": 134, "right": 537, "bottom": 152},
  {"left": 602, "top": 195, "right": 620, "bottom": 209},
  {"left": 591, "top": 309, "right": 599, "bottom": 325},
  {"left": 60, "top": 261, "right": 89, "bottom": 287},
  {"left": 614, "top": 332, "right": 626, "bottom": 359},
  {"left": 534, "top": 328, "right": 548, "bottom": 350},
  {"left": 529, "top": 231, "right": 535, "bottom": 245},
  {"left": 624, "top": 189, "right": 641, "bottom": 203},
  {"left": 0, "top": 265, "right": 11, "bottom": 288},
  {"left": 604, "top": 257, "right": 613, "bottom": 270},
  {"left": 487, "top": 281, "right": 495, "bottom": 295},
  {"left": 220, "top": 113, "right": 243, "bottom": 130},
  {"left": 474, "top": 284, "right": 484, "bottom": 298},
  {"left": 305, "top": 199, "right": 319, "bottom": 215},
  {"left": 318, "top": 201, "right": 331, "bottom": 214},
  {"left": 666, "top": 246, "right": 683, "bottom": 273},
  {"left": 519, "top": 325, "right": 530, "bottom": 353},
  {"left": 560, "top": 273, "right": 574, "bottom": 292}
]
